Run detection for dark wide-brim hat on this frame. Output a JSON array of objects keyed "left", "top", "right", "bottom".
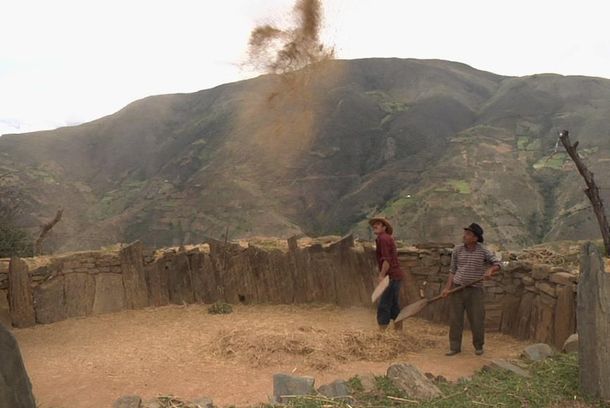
[
  {"left": 464, "top": 223, "right": 484, "bottom": 243},
  {"left": 369, "top": 217, "right": 393, "bottom": 235}
]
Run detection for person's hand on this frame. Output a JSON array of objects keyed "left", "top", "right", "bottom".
[
  {"left": 484, "top": 268, "right": 496, "bottom": 280},
  {"left": 441, "top": 288, "right": 450, "bottom": 298}
]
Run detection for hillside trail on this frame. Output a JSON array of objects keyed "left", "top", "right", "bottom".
[{"left": 11, "top": 304, "right": 526, "bottom": 408}]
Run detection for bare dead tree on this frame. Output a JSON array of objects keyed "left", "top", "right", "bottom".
[
  {"left": 559, "top": 130, "right": 610, "bottom": 256},
  {"left": 33, "top": 208, "right": 64, "bottom": 256}
]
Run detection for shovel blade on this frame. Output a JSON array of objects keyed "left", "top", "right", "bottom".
[
  {"left": 395, "top": 299, "right": 429, "bottom": 322},
  {"left": 371, "top": 275, "right": 390, "bottom": 303}
]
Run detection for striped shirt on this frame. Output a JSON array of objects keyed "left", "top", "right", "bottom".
[{"left": 450, "top": 243, "right": 501, "bottom": 287}]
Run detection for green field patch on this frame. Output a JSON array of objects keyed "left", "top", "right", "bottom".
[
  {"left": 382, "top": 194, "right": 418, "bottom": 216},
  {"left": 446, "top": 180, "right": 470, "bottom": 194},
  {"left": 533, "top": 153, "right": 567, "bottom": 170},
  {"left": 380, "top": 101, "right": 409, "bottom": 113}
]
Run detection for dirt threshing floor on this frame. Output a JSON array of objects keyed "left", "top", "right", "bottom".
[{"left": 13, "top": 304, "right": 527, "bottom": 408}]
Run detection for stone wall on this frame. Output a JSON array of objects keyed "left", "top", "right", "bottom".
[{"left": 5, "top": 238, "right": 578, "bottom": 348}]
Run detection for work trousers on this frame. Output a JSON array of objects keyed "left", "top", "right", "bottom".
[{"left": 449, "top": 286, "right": 485, "bottom": 351}]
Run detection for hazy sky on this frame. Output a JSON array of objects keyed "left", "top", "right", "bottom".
[{"left": 1, "top": 0, "right": 609, "bottom": 135}]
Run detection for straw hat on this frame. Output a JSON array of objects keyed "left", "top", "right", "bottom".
[{"left": 368, "top": 217, "right": 393, "bottom": 235}]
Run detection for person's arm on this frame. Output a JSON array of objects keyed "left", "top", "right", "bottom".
[
  {"left": 483, "top": 248, "right": 501, "bottom": 279},
  {"left": 442, "top": 249, "right": 458, "bottom": 297}
]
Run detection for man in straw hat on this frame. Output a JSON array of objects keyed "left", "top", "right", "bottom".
[
  {"left": 369, "top": 217, "right": 405, "bottom": 331},
  {"left": 441, "top": 223, "right": 501, "bottom": 356}
]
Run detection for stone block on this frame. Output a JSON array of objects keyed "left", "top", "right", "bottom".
[
  {"left": 273, "top": 374, "right": 315, "bottom": 403},
  {"left": 387, "top": 363, "right": 442, "bottom": 400},
  {"left": 92, "top": 273, "right": 125, "bottom": 314},
  {"left": 532, "top": 265, "right": 552, "bottom": 280},
  {"left": 522, "top": 276, "right": 534, "bottom": 286},
  {"left": 554, "top": 285, "right": 576, "bottom": 349},
  {"left": 549, "top": 272, "right": 577, "bottom": 286},
  {"left": 33, "top": 276, "right": 66, "bottom": 324},
  {"left": 113, "top": 395, "right": 142, "bottom": 408},
  {"left": 535, "top": 282, "right": 557, "bottom": 298},
  {"left": 354, "top": 373, "right": 376, "bottom": 392},
  {"left": 317, "top": 379, "right": 351, "bottom": 399},
  {"left": 8, "top": 258, "right": 35, "bottom": 328},
  {"left": 522, "top": 343, "right": 554, "bottom": 361},
  {"left": 64, "top": 273, "right": 95, "bottom": 318}
]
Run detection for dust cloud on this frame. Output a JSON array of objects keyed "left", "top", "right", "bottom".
[
  {"left": 246, "top": 0, "right": 335, "bottom": 75},
  {"left": 233, "top": 0, "right": 342, "bottom": 165}
]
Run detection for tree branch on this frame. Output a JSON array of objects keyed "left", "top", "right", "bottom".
[
  {"left": 33, "top": 208, "right": 64, "bottom": 255},
  {"left": 559, "top": 130, "right": 610, "bottom": 256}
]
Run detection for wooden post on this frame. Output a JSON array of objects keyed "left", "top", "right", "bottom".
[
  {"left": 559, "top": 130, "right": 610, "bottom": 256},
  {"left": 577, "top": 242, "right": 610, "bottom": 400},
  {"left": 8, "top": 257, "right": 35, "bottom": 328}
]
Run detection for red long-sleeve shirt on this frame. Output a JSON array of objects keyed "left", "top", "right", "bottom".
[{"left": 375, "top": 232, "right": 404, "bottom": 280}]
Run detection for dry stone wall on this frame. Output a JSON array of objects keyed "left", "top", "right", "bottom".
[{"left": 4, "top": 238, "right": 578, "bottom": 348}]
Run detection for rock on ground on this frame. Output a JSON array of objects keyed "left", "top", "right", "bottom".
[
  {"left": 0, "top": 323, "right": 36, "bottom": 408},
  {"left": 192, "top": 397, "right": 214, "bottom": 408},
  {"left": 141, "top": 397, "right": 212, "bottom": 408},
  {"left": 522, "top": 343, "right": 555, "bottom": 361},
  {"left": 562, "top": 333, "right": 579, "bottom": 353},
  {"left": 113, "top": 395, "right": 142, "bottom": 408},
  {"left": 355, "top": 373, "right": 376, "bottom": 392},
  {"left": 273, "top": 373, "right": 315, "bottom": 403},
  {"left": 317, "top": 379, "right": 351, "bottom": 399},
  {"left": 485, "top": 360, "right": 530, "bottom": 378},
  {"left": 387, "top": 363, "right": 442, "bottom": 400}
]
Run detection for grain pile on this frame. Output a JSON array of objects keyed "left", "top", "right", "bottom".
[{"left": 209, "top": 325, "right": 439, "bottom": 370}]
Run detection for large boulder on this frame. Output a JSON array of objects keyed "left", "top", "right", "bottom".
[
  {"left": 0, "top": 323, "right": 36, "bottom": 408},
  {"left": 317, "top": 379, "right": 351, "bottom": 400},
  {"left": 273, "top": 373, "right": 315, "bottom": 403},
  {"left": 522, "top": 343, "right": 555, "bottom": 361},
  {"left": 386, "top": 363, "right": 442, "bottom": 400},
  {"left": 562, "top": 333, "right": 579, "bottom": 353}
]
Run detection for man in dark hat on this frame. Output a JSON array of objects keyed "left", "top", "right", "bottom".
[
  {"left": 441, "top": 223, "right": 500, "bottom": 356},
  {"left": 369, "top": 217, "right": 404, "bottom": 331}
]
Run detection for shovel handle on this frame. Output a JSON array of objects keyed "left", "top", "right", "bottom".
[{"left": 427, "top": 276, "right": 486, "bottom": 303}]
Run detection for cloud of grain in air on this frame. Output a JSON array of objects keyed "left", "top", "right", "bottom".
[{"left": 234, "top": 0, "right": 341, "bottom": 163}]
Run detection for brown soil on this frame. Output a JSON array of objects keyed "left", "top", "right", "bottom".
[{"left": 12, "top": 304, "right": 527, "bottom": 408}]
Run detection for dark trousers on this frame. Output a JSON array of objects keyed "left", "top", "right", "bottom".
[
  {"left": 377, "top": 279, "right": 401, "bottom": 325},
  {"left": 449, "top": 286, "right": 485, "bottom": 351}
]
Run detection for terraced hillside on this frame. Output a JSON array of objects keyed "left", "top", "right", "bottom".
[{"left": 2, "top": 58, "right": 610, "bottom": 251}]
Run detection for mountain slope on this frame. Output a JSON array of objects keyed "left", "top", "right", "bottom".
[{"left": 2, "top": 58, "right": 610, "bottom": 251}]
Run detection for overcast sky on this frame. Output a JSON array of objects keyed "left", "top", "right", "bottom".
[{"left": 1, "top": 0, "right": 609, "bottom": 135}]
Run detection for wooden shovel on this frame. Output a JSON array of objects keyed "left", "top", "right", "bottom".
[
  {"left": 394, "top": 276, "right": 485, "bottom": 323},
  {"left": 371, "top": 275, "right": 390, "bottom": 303}
]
